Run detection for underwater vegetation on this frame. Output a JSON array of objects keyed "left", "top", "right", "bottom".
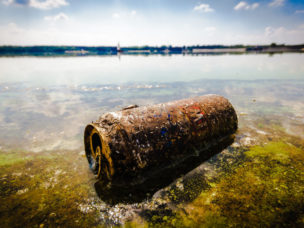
[
  {"left": 137, "top": 141, "right": 304, "bottom": 228},
  {"left": 0, "top": 150, "right": 104, "bottom": 228},
  {"left": 1, "top": 117, "right": 304, "bottom": 228},
  {"left": 0, "top": 109, "right": 304, "bottom": 228}
]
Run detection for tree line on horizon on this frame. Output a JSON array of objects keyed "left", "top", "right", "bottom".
[{"left": 0, "top": 43, "right": 303, "bottom": 56}]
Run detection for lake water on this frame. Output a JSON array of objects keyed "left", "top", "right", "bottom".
[{"left": 0, "top": 54, "right": 304, "bottom": 227}]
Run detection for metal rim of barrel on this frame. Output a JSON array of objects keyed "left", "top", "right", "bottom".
[{"left": 84, "top": 124, "right": 114, "bottom": 181}]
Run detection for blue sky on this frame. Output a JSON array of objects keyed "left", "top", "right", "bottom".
[{"left": 0, "top": 0, "right": 304, "bottom": 45}]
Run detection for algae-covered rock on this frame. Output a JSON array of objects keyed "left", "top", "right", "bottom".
[{"left": 171, "top": 141, "right": 304, "bottom": 227}]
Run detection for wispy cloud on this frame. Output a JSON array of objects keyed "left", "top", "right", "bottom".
[
  {"left": 2, "top": 0, "right": 14, "bottom": 6},
  {"left": 44, "top": 12, "right": 69, "bottom": 22},
  {"left": 295, "top": 10, "right": 304, "bottom": 14},
  {"left": 112, "top": 13, "right": 120, "bottom": 19},
  {"left": 265, "top": 26, "right": 275, "bottom": 36},
  {"left": 193, "top": 3, "right": 214, "bottom": 13},
  {"left": 2, "top": 22, "right": 24, "bottom": 34},
  {"left": 130, "top": 10, "right": 136, "bottom": 16},
  {"left": 264, "top": 25, "right": 304, "bottom": 43},
  {"left": 234, "top": 1, "right": 259, "bottom": 11},
  {"left": 30, "top": 0, "right": 68, "bottom": 10},
  {"left": 269, "top": 0, "right": 285, "bottom": 8},
  {"left": 204, "top": 26, "right": 216, "bottom": 36},
  {"left": 204, "top": 27, "right": 216, "bottom": 32},
  {"left": 112, "top": 10, "right": 136, "bottom": 19},
  {"left": 2, "top": 0, "right": 69, "bottom": 10}
]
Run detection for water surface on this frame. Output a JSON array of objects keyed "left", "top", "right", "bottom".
[{"left": 0, "top": 54, "right": 303, "bottom": 227}]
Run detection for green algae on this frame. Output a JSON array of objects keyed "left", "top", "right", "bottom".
[
  {"left": 0, "top": 150, "right": 103, "bottom": 228},
  {"left": 137, "top": 141, "right": 304, "bottom": 228},
  {"left": 0, "top": 150, "right": 55, "bottom": 167},
  {"left": 0, "top": 152, "right": 30, "bottom": 166},
  {"left": 187, "top": 142, "right": 304, "bottom": 227},
  {"left": 1, "top": 114, "right": 304, "bottom": 227}
]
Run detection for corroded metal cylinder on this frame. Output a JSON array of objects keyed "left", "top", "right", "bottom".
[{"left": 84, "top": 94, "right": 237, "bottom": 187}]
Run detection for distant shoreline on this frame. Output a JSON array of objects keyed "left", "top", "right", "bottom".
[{"left": 0, "top": 44, "right": 303, "bottom": 56}]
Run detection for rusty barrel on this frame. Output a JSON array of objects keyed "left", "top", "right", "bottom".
[{"left": 84, "top": 94, "right": 238, "bottom": 187}]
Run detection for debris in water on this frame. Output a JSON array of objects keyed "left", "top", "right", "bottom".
[{"left": 84, "top": 94, "right": 238, "bottom": 196}]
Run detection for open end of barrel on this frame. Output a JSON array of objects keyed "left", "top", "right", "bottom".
[{"left": 84, "top": 125, "right": 112, "bottom": 181}]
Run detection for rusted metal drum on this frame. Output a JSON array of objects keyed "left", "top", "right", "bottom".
[{"left": 84, "top": 94, "right": 237, "bottom": 187}]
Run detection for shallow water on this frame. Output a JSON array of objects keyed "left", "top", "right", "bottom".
[{"left": 0, "top": 54, "right": 304, "bottom": 227}]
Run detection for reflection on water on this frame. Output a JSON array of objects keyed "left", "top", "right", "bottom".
[
  {"left": 0, "top": 54, "right": 304, "bottom": 227},
  {"left": 1, "top": 54, "right": 304, "bottom": 86},
  {"left": 1, "top": 79, "right": 303, "bottom": 151}
]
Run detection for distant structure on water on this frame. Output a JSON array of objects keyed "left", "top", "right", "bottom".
[{"left": 117, "top": 43, "right": 122, "bottom": 53}]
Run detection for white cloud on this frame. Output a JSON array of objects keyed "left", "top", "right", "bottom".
[
  {"left": 112, "top": 13, "right": 120, "bottom": 19},
  {"left": 44, "top": 12, "right": 69, "bottom": 22},
  {"left": 269, "top": 0, "right": 285, "bottom": 7},
  {"left": 295, "top": 10, "right": 304, "bottom": 14},
  {"left": 130, "top": 10, "right": 136, "bottom": 16},
  {"left": 265, "top": 26, "right": 274, "bottom": 36},
  {"left": 29, "top": 0, "right": 68, "bottom": 10},
  {"left": 3, "top": 22, "right": 24, "bottom": 34},
  {"left": 234, "top": 2, "right": 247, "bottom": 10},
  {"left": 251, "top": 3, "right": 259, "bottom": 10},
  {"left": 2, "top": 0, "right": 14, "bottom": 6},
  {"left": 193, "top": 4, "right": 214, "bottom": 13},
  {"left": 204, "top": 27, "right": 216, "bottom": 36},
  {"left": 234, "top": 1, "right": 259, "bottom": 11},
  {"left": 2, "top": 0, "right": 69, "bottom": 10},
  {"left": 1, "top": 19, "right": 304, "bottom": 46},
  {"left": 205, "top": 27, "right": 216, "bottom": 32},
  {"left": 0, "top": 22, "right": 112, "bottom": 46},
  {"left": 263, "top": 25, "right": 304, "bottom": 43}
]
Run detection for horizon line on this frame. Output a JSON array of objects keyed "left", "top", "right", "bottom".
[{"left": 0, "top": 43, "right": 304, "bottom": 47}]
